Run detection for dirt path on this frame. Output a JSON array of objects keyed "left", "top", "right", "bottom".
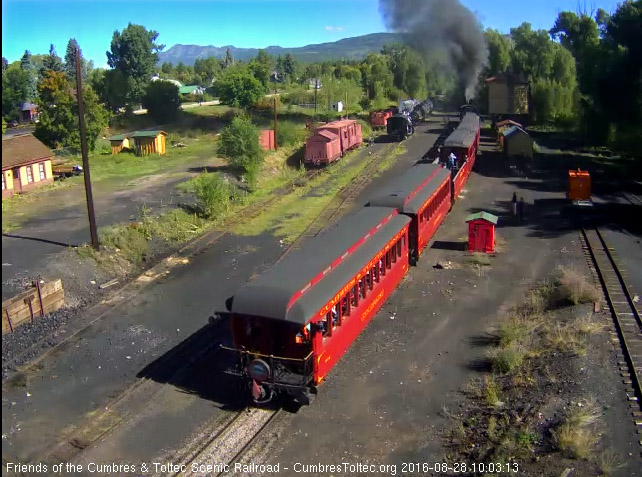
[{"left": 1, "top": 154, "right": 224, "bottom": 300}]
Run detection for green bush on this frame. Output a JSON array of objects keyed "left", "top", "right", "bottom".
[
  {"left": 357, "top": 119, "right": 372, "bottom": 139},
  {"left": 217, "top": 117, "right": 262, "bottom": 184},
  {"left": 277, "top": 120, "right": 307, "bottom": 147},
  {"left": 190, "top": 172, "right": 230, "bottom": 218}
]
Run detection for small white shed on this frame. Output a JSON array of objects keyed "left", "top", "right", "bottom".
[{"left": 332, "top": 101, "right": 344, "bottom": 112}]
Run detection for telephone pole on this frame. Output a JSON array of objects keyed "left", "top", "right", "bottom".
[
  {"left": 273, "top": 83, "right": 278, "bottom": 151},
  {"left": 75, "top": 47, "right": 99, "bottom": 250}
]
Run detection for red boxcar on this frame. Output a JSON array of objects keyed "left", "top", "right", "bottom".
[
  {"left": 368, "top": 164, "right": 451, "bottom": 263},
  {"left": 304, "top": 119, "right": 363, "bottom": 166},
  {"left": 259, "top": 129, "right": 275, "bottom": 151},
  {"left": 441, "top": 112, "right": 480, "bottom": 200},
  {"left": 223, "top": 207, "right": 411, "bottom": 404},
  {"left": 304, "top": 130, "right": 342, "bottom": 165}
]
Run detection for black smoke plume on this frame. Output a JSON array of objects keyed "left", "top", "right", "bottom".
[{"left": 379, "top": 0, "right": 488, "bottom": 100}]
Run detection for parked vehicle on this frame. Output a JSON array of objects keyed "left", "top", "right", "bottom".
[{"left": 52, "top": 164, "right": 83, "bottom": 180}]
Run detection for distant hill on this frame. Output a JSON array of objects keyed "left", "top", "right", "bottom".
[{"left": 157, "top": 33, "right": 402, "bottom": 65}]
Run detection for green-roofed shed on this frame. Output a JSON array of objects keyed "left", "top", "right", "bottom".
[
  {"left": 108, "top": 133, "right": 132, "bottom": 154},
  {"left": 178, "top": 85, "right": 205, "bottom": 95},
  {"left": 466, "top": 211, "right": 498, "bottom": 253},
  {"left": 130, "top": 130, "right": 167, "bottom": 156}
]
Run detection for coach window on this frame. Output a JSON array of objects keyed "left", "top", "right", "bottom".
[
  {"left": 397, "top": 239, "right": 402, "bottom": 258},
  {"left": 379, "top": 258, "right": 386, "bottom": 277},
  {"left": 322, "top": 312, "right": 332, "bottom": 337},
  {"left": 402, "top": 235, "right": 406, "bottom": 251},
  {"left": 335, "top": 303, "right": 342, "bottom": 326},
  {"left": 360, "top": 277, "right": 367, "bottom": 299},
  {"left": 342, "top": 296, "right": 350, "bottom": 317},
  {"left": 367, "top": 268, "right": 374, "bottom": 290},
  {"left": 352, "top": 285, "right": 359, "bottom": 307}
]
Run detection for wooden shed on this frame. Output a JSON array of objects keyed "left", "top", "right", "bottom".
[
  {"left": 2, "top": 134, "right": 54, "bottom": 198},
  {"left": 108, "top": 134, "right": 132, "bottom": 155},
  {"left": 466, "top": 212, "right": 499, "bottom": 254},
  {"left": 501, "top": 126, "right": 533, "bottom": 159},
  {"left": 486, "top": 74, "right": 529, "bottom": 118},
  {"left": 131, "top": 130, "right": 167, "bottom": 156}
]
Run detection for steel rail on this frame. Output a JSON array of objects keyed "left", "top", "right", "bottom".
[
  {"left": 582, "top": 226, "right": 642, "bottom": 410},
  {"left": 214, "top": 409, "right": 283, "bottom": 477}
]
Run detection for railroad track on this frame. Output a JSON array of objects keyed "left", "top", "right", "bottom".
[
  {"left": 34, "top": 142, "right": 387, "bottom": 465},
  {"left": 278, "top": 141, "right": 400, "bottom": 260},
  {"left": 581, "top": 226, "right": 642, "bottom": 446},
  {"left": 164, "top": 407, "right": 281, "bottom": 477},
  {"left": 624, "top": 192, "right": 642, "bottom": 206}
]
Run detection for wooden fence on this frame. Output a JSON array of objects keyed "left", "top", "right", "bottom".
[{"left": 2, "top": 279, "right": 65, "bottom": 334}]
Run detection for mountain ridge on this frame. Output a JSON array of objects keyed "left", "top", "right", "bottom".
[{"left": 157, "top": 32, "right": 402, "bottom": 65}]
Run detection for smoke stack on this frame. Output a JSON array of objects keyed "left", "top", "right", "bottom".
[{"left": 379, "top": 0, "right": 488, "bottom": 101}]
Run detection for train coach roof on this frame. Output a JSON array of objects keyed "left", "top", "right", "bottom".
[
  {"left": 367, "top": 164, "right": 449, "bottom": 214},
  {"left": 232, "top": 207, "right": 410, "bottom": 325},
  {"left": 444, "top": 113, "right": 479, "bottom": 148}
]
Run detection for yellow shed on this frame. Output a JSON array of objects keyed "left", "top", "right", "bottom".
[
  {"left": 130, "top": 130, "right": 167, "bottom": 156},
  {"left": 108, "top": 134, "right": 132, "bottom": 154},
  {"left": 502, "top": 126, "right": 533, "bottom": 159}
]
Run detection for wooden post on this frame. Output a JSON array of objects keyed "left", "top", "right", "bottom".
[
  {"left": 26, "top": 297, "right": 34, "bottom": 323},
  {"left": 36, "top": 278, "right": 44, "bottom": 317},
  {"left": 5, "top": 309, "right": 13, "bottom": 333}
]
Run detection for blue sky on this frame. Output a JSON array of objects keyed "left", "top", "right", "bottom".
[{"left": 2, "top": 0, "right": 624, "bottom": 67}]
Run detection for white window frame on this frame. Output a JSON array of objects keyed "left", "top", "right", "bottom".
[{"left": 39, "top": 162, "right": 46, "bottom": 180}]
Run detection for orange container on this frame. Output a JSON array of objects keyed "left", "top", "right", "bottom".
[{"left": 568, "top": 169, "right": 591, "bottom": 200}]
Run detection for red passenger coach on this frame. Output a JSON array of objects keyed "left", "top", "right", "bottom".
[
  {"left": 223, "top": 207, "right": 411, "bottom": 404},
  {"left": 368, "top": 164, "right": 451, "bottom": 263},
  {"left": 442, "top": 112, "right": 480, "bottom": 200}
]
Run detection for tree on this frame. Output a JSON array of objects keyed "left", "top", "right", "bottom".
[
  {"left": 42, "top": 44, "right": 63, "bottom": 74},
  {"left": 248, "top": 59, "right": 270, "bottom": 91},
  {"left": 214, "top": 66, "right": 264, "bottom": 108},
  {"left": 256, "top": 49, "right": 271, "bottom": 68},
  {"left": 224, "top": 48, "right": 233, "bottom": 68},
  {"left": 1, "top": 57, "right": 7, "bottom": 73},
  {"left": 485, "top": 29, "right": 512, "bottom": 76},
  {"left": 142, "top": 80, "right": 180, "bottom": 123},
  {"left": 217, "top": 116, "right": 262, "bottom": 184},
  {"left": 64, "top": 39, "right": 91, "bottom": 85},
  {"left": 194, "top": 57, "right": 221, "bottom": 85},
  {"left": 107, "top": 23, "right": 164, "bottom": 104},
  {"left": 2, "top": 117, "right": 6, "bottom": 133},
  {"left": 2, "top": 64, "right": 31, "bottom": 118},
  {"left": 20, "top": 50, "right": 38, "bottom": 101},
  {"left": 282, "top": 53, "right": 296, "bottom": 82},
  {"left": 161, "top": 62, "right": 173, "bottom": 74},
  {"left": 34, "top": 70, "right": 108, "bottom": 150}
]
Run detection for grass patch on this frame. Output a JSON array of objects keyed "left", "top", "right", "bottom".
[
  {"left": 555, "top": 266, "right": 600, "bottom": 306},
  {"left": 234, "top": 143, "right": 404, "bottom": 242},
  {"left": 597, "top": 449, "right": 624, "bottom": 476},
  {"left": 553, "top": 401, "right": 600, "bottom": 459},
  {"left": 491, "top": 344, "right": 525, "bottom": 373},
  {"left": 466, "top": 252, "right": 491, "bottom": 267},
  {"left": 482, "top": 375, "right": 503, "bottom": 407}
]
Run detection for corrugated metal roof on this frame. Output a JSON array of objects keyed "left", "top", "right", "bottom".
[
  {"left": 108, "top": 134, "right": 128, "bottom": 141},
  {"left": 2, "top": 134, "right": 53, "bottom": 170},
  {"left": 318, "top": 119, "right": 357, "bottom": 129},
  {"left": 20, "top": 102, "right": 38, "bottom": 111},
  {"left": 315, "top": 130, "right": 338, "bottom": 141},
  {"left": 444, "top": 112, "right": 479, "bottom": 148},
  {"left": 502, "top": 126, "right": 530, "bottom": 138},
  {"left": 130, "top": 130, "right": 166, "bottom": 138},
  {"left": 179, "top": 85, "right": 201, "bottom": 94},
  {"left": 232, "top": 207, "right": 410, "bottom": 324},
  {"left": 465, "top": 212, "right": 499, "bottom": 224},
  {"left": 367, "top": 164, "right": 449, "bottom": 214}
]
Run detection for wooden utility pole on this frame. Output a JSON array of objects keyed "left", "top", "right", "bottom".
[
  {"left": 75, "top": 47, "right": 99, "bottom": 250},
  {"left": 273, "top": 83, "right": 278, "bottom": 151}
]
